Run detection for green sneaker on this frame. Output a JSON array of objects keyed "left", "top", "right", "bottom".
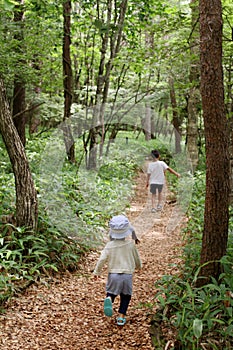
[{"left": 104, "top": 297, "right": 113, "bottom": 317}]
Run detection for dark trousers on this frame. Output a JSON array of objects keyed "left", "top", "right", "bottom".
[{"left": 107, "top": 292, "right": 131, "bottom": 315}]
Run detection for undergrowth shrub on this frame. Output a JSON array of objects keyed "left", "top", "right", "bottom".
[
  {"left": 153, "top": 170, "right": 233, "bottom": 350},
  {"left": 154, "top": 274, "right": 233, "bottom": 349},
  {"left": 0, "top": 222, "right": 87, "bottom": 304}
]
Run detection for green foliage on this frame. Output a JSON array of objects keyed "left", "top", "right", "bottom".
[
  {"left": 153, "top": 169, "right": 233, "bottom": 349},
  {"left": 0, "top": 0, "right": 17, "bottom": 11},
  {"left": 1, "top": 0, "right": 231, "bottom": 134},
  {"left": 0, "top": 0, "right": 63, "bottom": 93},
  {"left": 97, "top": 158, "right": 138, "bottom": 181},
  {"left": 0, "top": 223, "right": 85, "bottom": 303},
  {"left": 61, "top": 136, "right": 145, "bottom": 225},
  {"left": 182, "top": 171, "right": 205, "bottom": 274},
  {"left": 155, "top": 274, "right": 233, "bottom": 349},
  {"left": 26, "top": 94, "right": 64, "bottom": 129}
]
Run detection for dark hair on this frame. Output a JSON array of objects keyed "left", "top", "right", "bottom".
[{"left": 151, "top": 150, "right": 160, "bottom": 159}]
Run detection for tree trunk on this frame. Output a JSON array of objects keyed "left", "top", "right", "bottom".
[
  {"left": 0, "top": 78, "right": 38, "bottom": 230},
  {"left": 63, "top": 0, "right": 75, "bottom": 163},
  {"left": 13, "top": 0, "right": 26, "bottom": 147},
  {"left": 197, "top": 0, "right": 230, "bottom": 286},
  {"left": 230, "top": 118, "right": 233, "bottom": 204},
  {"left": 187, "top": 0, "right": 200, "bottom": 170},
  {"left": 227, "top": 57, "right": 233, "bottom": 203},
  {"left": 88, "top": 0, "right": 128, "bottom": 168},
  {"left": 169, "top": 77, "right": 182, "bottom": 153},
  {"left": 143, "top": 103, "right": 151, "bottom": 141}
]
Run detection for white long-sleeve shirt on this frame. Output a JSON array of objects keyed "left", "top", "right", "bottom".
[{"left": 93, "top": 240, "right": 142, "bottom": 275}]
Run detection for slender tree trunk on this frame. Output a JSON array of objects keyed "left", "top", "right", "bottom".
[
  {"left": 13, "top": 0, "right": 26, "bottom": 146},
  {"left": 87, "top": 0, "right": 111, "bottom": 169},
  {"left": 0, "top": 78, "right": 38, "bottom": 230},
  {"left": 143, "top": 103, "right": 151, "bottom": 141},
  {"left": 88, "top": 0, "right": 128, "bottom": 168},
  {"left": 169, "top": 77, "right": 182, "bottom": 153},
  {"left": 230, "top": 117, "right": 233, "bottom": 204},
  {"left": 99, "top": 0, "right": 128, "bottom": 158},
  {"left": 63, "top": 0, "right": 75, "bottom": 163},
  {"left": 197, "top": 0, "right": 230, "bottom": 286},
  {"left": 187, "top": 0, "right": 200, "bottom": 170},
  {"left": 227, "top": 56, "right": 233, "bottom": 203}
]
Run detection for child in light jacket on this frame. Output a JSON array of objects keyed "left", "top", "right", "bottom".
[{"left": 93, "top": 215, "right": 142, "bottom": 326}]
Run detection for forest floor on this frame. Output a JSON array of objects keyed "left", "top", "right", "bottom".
[{"left": 0, "top": 168, "right": 187, "bottom": 350}]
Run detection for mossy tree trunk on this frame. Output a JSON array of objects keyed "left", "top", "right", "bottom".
[{"left": 0, "top": 78, "right": 38, "bottom": 231}]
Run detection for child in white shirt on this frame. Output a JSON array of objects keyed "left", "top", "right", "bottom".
[{"left": 146, "top": 150, "right": 180, "bottom": 212}]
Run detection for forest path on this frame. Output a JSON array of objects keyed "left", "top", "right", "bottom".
[{"left": 0, "top": 169, "right": 186, "bottom": 350}]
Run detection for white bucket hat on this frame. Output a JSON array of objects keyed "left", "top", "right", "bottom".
[{"left": 109, "top": 215, "right": 134, "bottom": 239}]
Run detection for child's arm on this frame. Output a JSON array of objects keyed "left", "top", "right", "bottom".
[
  {"left": 133, "top": 247, "right": 142, "bottom": 270},
  {"left": 167, "top": 167, "right": 180, "bottom": 178},
  {"left": 132, "top": 230, "right": 140, "bottom": 244},
  {"left": 136, "top": 253, "right": 142, "bottom": 270},
  {"left": 93, "top": 248, "right": 108, "bottom": 275}
]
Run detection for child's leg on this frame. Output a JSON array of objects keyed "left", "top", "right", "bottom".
[
  {"left": 118, "top": 293, "right": 131, "bottom": 316},
  {"left": 150, "top": 184, "right": 157, "bottom": 209},
  {"left": 157, "top": 185, "right": 164, "bottom": 207},
  {"left": 106, "top": 292, "right": 116, "bottom": 303},
  {"left": 151, "top": 192, "right": 156, "bottom": 208},
  {"left": 104, "top": 293, "right": 117, "bottom": 317},
  {"left": 158, "top": 191, "right": 162, "bottom": 205}
]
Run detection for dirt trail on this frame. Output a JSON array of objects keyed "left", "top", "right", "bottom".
[{"left": 0, "top": 170, "right": 185, "bottom": 350}]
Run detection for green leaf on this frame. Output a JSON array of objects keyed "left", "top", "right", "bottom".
[
  {"left": 6, "top": 250, "right": 12, "bottom": 259},
  {"left": 226, "top": 307, "right": 232, "bottom": 318},
  {"left": 156, "top": 294, "right": 166, "bottom": 307},
  {"left": 193, "top": 318, "right": 203, "bottom": 339},
  {"left": 1, "top": 0, "right": 17, "bottom": 11}
]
